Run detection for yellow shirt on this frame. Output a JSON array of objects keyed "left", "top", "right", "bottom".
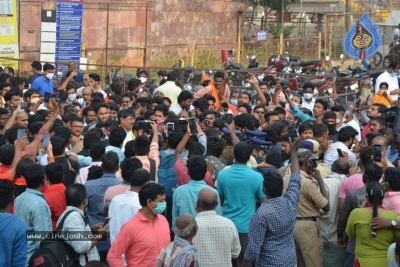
[{"left": 373, "top": 92, "right": 392, "bottom": 108}]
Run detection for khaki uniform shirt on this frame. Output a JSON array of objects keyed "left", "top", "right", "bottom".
[{"left": 282, "top": 170, "right": 328, "bottom": 218}]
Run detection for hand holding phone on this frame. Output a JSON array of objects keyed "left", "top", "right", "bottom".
[
  {"left": 102, "top": 217, "right": 110, "bottom": 228},
  {"left": 373, "top": 145, "right": 382, "bottom": 162},
  {"left": 337, "top": 148, "right": 344, "bottom": 158},
  {"left": 43, "top": 133, "right": 50, "bottom": 149},
  {"left": 17, "top": 129, "right": 25, "bottom": 141},
  {"left": 188, "top": 118, "right": 197, "bottom": 134}
]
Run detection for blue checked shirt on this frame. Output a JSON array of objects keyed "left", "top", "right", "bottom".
[{"left": 244, "top": 172, "right": 301, "bottom": 267}]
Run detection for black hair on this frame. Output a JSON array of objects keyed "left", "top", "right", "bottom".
[
  {"left": 25, "top": 164, "right": 45, "bottom": 189},
  {"left": 323, "top": 111, "right": 336, "bottom": 121},
  {"left": 313, "top": 123, "right": 328, "bottom": 137},
  {"left": 199, "top": 110, "right": 216, "bottom": 122},
  {"left": 128, "top": 78, "right": 141, "bottom": 91},
  {"left": 139, "top": 182, "right": 165, "bottom": 207},
  {"left": 264, "top": 111, "right": 279, "bottom": 123},
  {"left": 31, "top": 61, "right": 42, "bottom": 71},
  {"left": 87, "top": 166, "right": 103, "bottom": 181},
  {"left": 65, "top": 183, "right": 87, "bottom": 207},
  {"left": 124, "top": 140, "right": 136, "bottom": 158},
  {"left": 177, "top": 90, "right": 193, "bottom": 104},
  {"left": 206, "top": 136, "right": 224, "bottom": 158},
  {"left": 134, "top": 135, "right": 151, "bottom": 156},
  {"left": 83, "top": 129, "right": 102, "bottom": 150},
  {"left": 102, "top": 151, "right": 119, "bottom": 173},
  {"left": 337, "top": 126, "right": 358, "bottom": 143},
  {"left": 371, "top": 103, "right": 387, "bottom": 115},
  {"left": 45, "top": 162, "right": 64, "bottom": 184},
  {"left": 370, "top": 116, "right": 387, "bottom": 127},
  {"left": 105, "top": 119, "right": 119, "bottom": 129},
  {"left": 163, "top": 97, "right": 172, "bottom": 106},
  {"left": 299, "top": 121, "right": 314, "bottom": 134},
  {"left": 109, "top": 95, "right": 122, "bottom": 105},
  {"left": 136, "top": 97, "right": 152, "bottom": 110},
  {"left": 315, "top": 99, "right": 329, "bottom": 111},
  {"left": 167, "top": 71, "right": 177, "bottom": 81},
  {"left": 238, "top": 103, "right": 252, "bottom": 113},
  {"left": 234, "top": 142, "right": 252, "bottom": 163},
  {"left": 364, "top": 162, "right": 383, "bottom": 183},
  {"left": 367, "top": 182, "right": 385, "bottom": 237},
  {"left": 265, "top": 150, "right": 282, "bottom": 169},
  {"left": 389, "top": 62, "right": 399, "bottom": 70},
  {"left": 121, "top": 92, "right": 134, "bottom": 101},
  {"left": 4, "top": 89, "right": 21, "bottom": 103},
  {"left": 274, "top": 106, "right": 286, "bottom": 116},
  {"left": 15, "top": 158, "right": 34, "bottom": 178},
  {"left": 5, "top": 126, "right": 24, "bottom": 144},
  {"left": 233, "top": 113, "right": 255, "bottom": 131},
  {"left": 131, "top": 168, "right": 150, "bottom": 187},
  {"left": 109, "top": 127, "right": 126, "bottom": 147},
  {"left": 152, "top": 97, "right": 164, "bottom": 105},
  {"left": 214, "top": 71, "right": 224, "bottom": 79},
  {"left": 90, "top": 140, "right": 105, "bottom": 161},
  {"left": 384, "top": 168, "right": 400, "bottom": 191},
  {"left": 154, "top": 104, "right": 169, "bottom": 116},
  {"left": 187, "top": 155, "right": 207, "bottom": 181},
  {"left": 299, "top": 107, "right": 313, "bottom": 116},
  {"left": 263, "top": 171, "right": 283, "bottom": 198},
  {"left": 83, "top": 106, "right": 95, "bottom": 117},
  {"left": 120, "top": 158, "right": 143, "bottom": 182},
  {"left": 192, "top": 98, "right": 209, "bottom": 113},
  {"left": 51, "top": 136, "right": 66, "bottom": 156},
  {"left": 0, "top": 144, "right": 15, "bottom": 165},
  {"left": 110, "top": 83, "right": 123, "bottom": 95},
  {"left": 265, "top": 120, "right": 290, "bottom": 144},
  {"left": 157, "top": 70, "right": 168, "bottom": 77},
  {"left": 0, "top": 179, "right": 15, "bottom": 209},
  {"left": 93, "top": 103, "right": 108, "bottom": 115},
  {"left": 212, "top": 119, "right": 225, "bottom": 132},
  {"left": 331, "top": 105, "right": 346, "bottom": 113},
  {"left": 54, "top": 126, "right": 72, "bottom": 146},
  {"left": 359, "top": 146, "right": 373, "bottom": 167},
  {"left": 167, "top": 130, "right": 183, "bottom": 149},
  {"left": 302, "top": 82, "right": 314, "bottom": 91},
  {"left": 188, "top": 142, "right": 205, "bottom": 158},
  {"left": 108, "top": 101, "right": 119, "bottom": 112},
  {"left": 43, "top": 63, "right": 54, "bottom": 71},
  {"left": 88, "top": 73, "right": 100, "bottom": 82}
]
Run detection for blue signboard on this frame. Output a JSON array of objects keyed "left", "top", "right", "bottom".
[{"left": 55, "top": 0, "right": 83, "bottom": 72}]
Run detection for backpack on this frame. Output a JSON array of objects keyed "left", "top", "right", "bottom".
[
  {"left": 28, "top": 210, "right": 83, "bottom": 267},
  {"left": 252, "top": 165, "right": 277, "bottom": 176},
  {"left": 157, "top": 150, "right": 186, "bottom": 201}
]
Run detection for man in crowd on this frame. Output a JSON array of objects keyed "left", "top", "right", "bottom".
[{"left": 31, "top": 63, "right": 54, "bottom": 96}]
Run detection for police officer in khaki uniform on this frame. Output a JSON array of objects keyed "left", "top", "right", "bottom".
[{"left": 282, "top": 148, "right": 330, "bottom": 267}]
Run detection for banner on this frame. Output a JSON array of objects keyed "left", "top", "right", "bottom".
[{"left": 0, "top": 0, "right": 19, "bottom": 69}]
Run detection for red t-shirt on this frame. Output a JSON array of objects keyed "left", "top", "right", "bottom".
[{"left": 44, "top": 183, "right": 67, "bottom": 230}]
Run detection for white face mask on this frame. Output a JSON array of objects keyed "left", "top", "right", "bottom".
[
  {"left": 46, "top": 73, "right": 54, "bottom": 80},
  {"left": 68, "top": 93, "right": 76, "bottom": 102},
  {"left": 303, "top": 93, "right": 313, "bottom": 100},
  {"left": 336, "top": 118, "right": 341, "bottom": 124},
  {"left": 139, "top": 77, "right": 147, "bottom": 83}
]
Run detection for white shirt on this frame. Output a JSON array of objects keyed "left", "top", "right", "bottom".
[
  {"left": 76, "top": 162, "right": 122, "bottom": 184},
  {"left": 121, "top": 129, "right": 134, "bottom": 152},
  {"left": 193, "top": 210, "right": 241, "bottom": 267},
  {"left": 301, "top": 97, "right": 316, "bottom": 112},
  {"left": 169, "top": 103, "right": 194, "bottom": 116},
  {"left": 109, "top": 190, "right": 141, "bottom": 243},
  {"left": 344, "top": 119, "right": 361, "bottom": 141},
  {"left": 374, "top": 71, "right": 399, "bottom": 101},
  {"left": 320, "top": 172, "right": 346, "bottom": 246},
  {"left": 156, "top": 81, "right": 182, "bottom": 106},
  {"left": 323, "top": 142, "right": 357, "bottom": 170}
]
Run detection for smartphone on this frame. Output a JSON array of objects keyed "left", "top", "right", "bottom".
[
  {"left": 138, "top": 121, "right": 151, "bottom": 131},
  {"left": 188, "top": 118, "right": 197, "bottom": 134},
  {"left": 17, "top": 129, "right": 25, "bottom": 141},
  {"left": 44, "top": 92, "right": 51, "bottom": 103},
  {"left": 166, "top": 122, "right": 174, "bottom": 132},
  {"left": 102, "top": 217, "right": 110, "bottom": 228},
  {"left": 310, "top": 159, "right": 317, "bottom": 169},
  {"left": 21, "top": 103, "right": 27, "bottom": 108},
  {"left": 178, "top": 119, "right": 188, "bottom": 126},
  {"left": 337, "top": 148, "right": 344, "bottom": 157},
  {"left": 43, "top": 133, "right": 50, "bottom": 148},
  {"left": 373, "top": 145, "right": 382, "bottom": 161}
]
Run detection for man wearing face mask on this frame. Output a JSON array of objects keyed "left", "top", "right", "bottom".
[
  {"left": 23, "top": 89, "right": 40, "bottom": 108},
  {"left": 323, "top": 111, "right": 338, "bottom": 142},
  {"left": 108, "top": 182, "right": 170, "bottom": 267},
  {"left": 331, "top": 106, "right": 346, "bottom": 131},
  {"left": 137, "top": 70, "right": 155, "bottom": 96},
  {"left": 31, "top": 63, "right": 55, "bottom": 96},
  {"left": 374, "top": 62, "right": 400, "bottom": 102},
  {"left": 301, "top": 83, "right": 316, "bottom": 111}
]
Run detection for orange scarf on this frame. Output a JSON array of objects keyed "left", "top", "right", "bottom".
[{"left": 209, "top": 81, "right": 221, "bottom": 109}]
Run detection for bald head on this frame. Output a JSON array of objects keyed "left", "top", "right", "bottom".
[
  {"left": 174, "top": 214, "right": 197, "bottom": 239},
  {"left": 372, "top": 136, "right": 389, "bottom": 149},
  {"left": 332, "top": 158, "right": 350, "bottom": 175},
  {"left": 197, "top": 188, "right": 218, "bottom": 211}
]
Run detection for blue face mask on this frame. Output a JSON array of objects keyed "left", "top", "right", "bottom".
[
  {"left": 255, "top": 156, "right": 265, "bottom": 164},
  {"left": 270, "top": 88, "right": 275, "bottom": 95},
  {"left": 230, "top": 99, "right": 238, "bottom": 105},
  {"left": 152, "top": 201, "right": 167, "bottom": 214}
]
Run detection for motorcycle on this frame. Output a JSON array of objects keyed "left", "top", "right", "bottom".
[{"left": 183, "top": 72, "right": 203, "bottom": 94}]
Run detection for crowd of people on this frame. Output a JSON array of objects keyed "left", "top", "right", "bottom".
[{"left": 2, "top": 60, "right": 400, "bottom": 267}]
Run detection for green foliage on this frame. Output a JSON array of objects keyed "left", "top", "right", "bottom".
[
  {"left": 266, "top": 23, "right": 296, "bottom": 38},
  {"left": 150, "top": 50, "right": 188, "bottom": 68},
  {"left": 195, "top": 48, "right": 221, "bottom": 69}
]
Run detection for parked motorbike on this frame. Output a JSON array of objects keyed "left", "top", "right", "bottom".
[
  {"left": 183, "top": 72, "right": 203, "bottom": 94},
  {"left": 246, "top": 55, "right": 259, "bottom": 69}
]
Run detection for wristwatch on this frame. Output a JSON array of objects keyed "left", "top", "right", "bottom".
[
  {"left": 391, "top": 220, "right": 397, "bottom": 228},
  {"left": 65, "top": 150, "right": 71, "bottom": 158}
]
